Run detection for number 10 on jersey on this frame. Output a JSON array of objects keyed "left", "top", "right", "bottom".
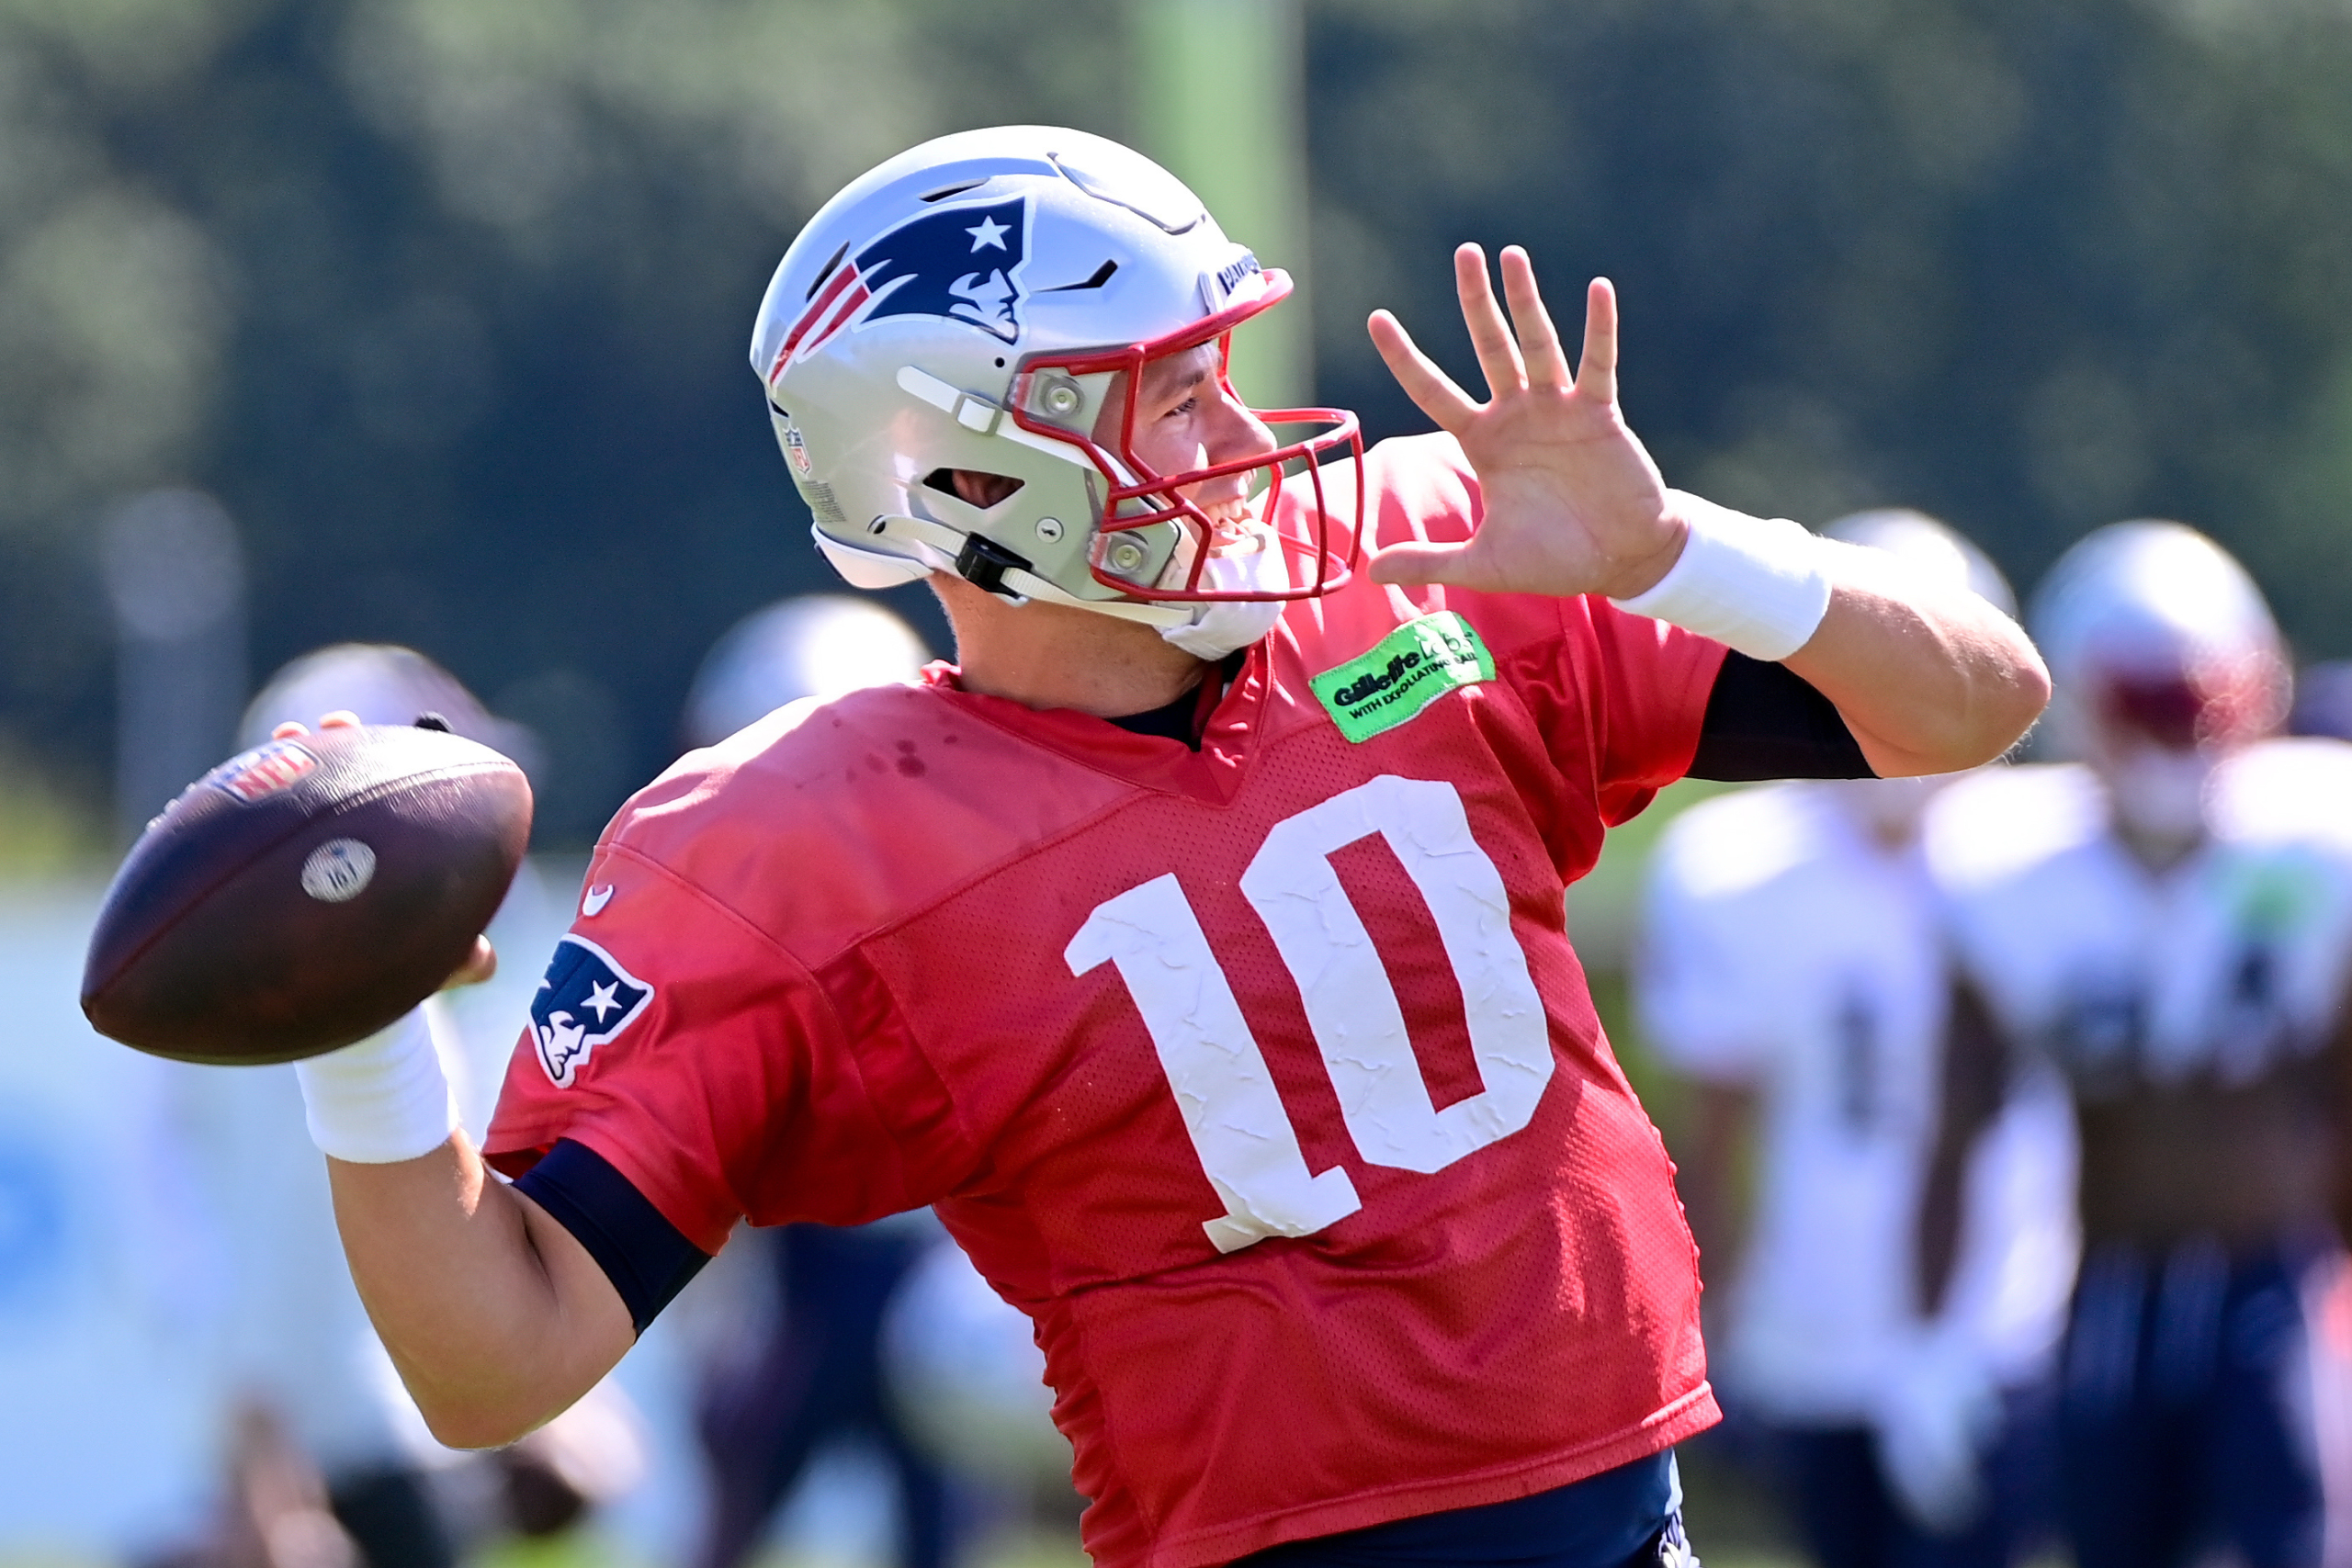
[{"left": 1066, "top": 775, "right": 1555, "bottom": 1254}]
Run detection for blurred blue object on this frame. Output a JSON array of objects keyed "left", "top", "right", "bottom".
[
  {"left": 0, "top": 883, "right": 223, "bottom": 1560},
  {"left": 2289, "top": 660, "right": 2352, "bottom": 743}
]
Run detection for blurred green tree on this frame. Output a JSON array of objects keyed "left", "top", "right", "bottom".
[{"left": 5, "top": 0, "right": 2352, "bottom": 849}]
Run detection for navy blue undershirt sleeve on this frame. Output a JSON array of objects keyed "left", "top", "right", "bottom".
[
  {"left": 1689, "top": 650, "right": 1874, "bottom": 781},
  {"left": 513, "top": 1139, "right": 711, "bottom": 1335}
]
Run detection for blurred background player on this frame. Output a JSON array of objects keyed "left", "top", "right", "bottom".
[
  {"left": 167, "top": 645, "right": 509, "bottom": 1568},
  {"left": 1928, "top": 522, "right": 2352, "bottom": 1568},
  {"left": 175, "top": 643, "right": 641, "bottom": 1568},
  {"left": 674, "top": 595, "right": 977, "bottom": 1568},
  {"left": 1636, "top": 511, "right": 2078, "bottom": 1568}
]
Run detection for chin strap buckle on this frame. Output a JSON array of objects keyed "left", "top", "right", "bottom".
[{"left": 956, "top": 533, "right": 1034, "bottom": 599}]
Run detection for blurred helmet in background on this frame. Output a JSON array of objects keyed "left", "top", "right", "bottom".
[
  {"left": 1823, "top": 507, "right": 2017, "bottom": 619},
  {"left": 2028, "top": 521, "right": 2288, "bottom": 843},
  {"left": 751, "top": 126, "right": 1362, "bottom": 658},
  {"left": 240, "top": 643, "right": 534, "bottom": 768},
  {"left": 681, "top": 595, "right": 932, "bottom": 750},
  {"left": 2028, "top": 521, "right": 2287, "bottom": 757},
  {"left": 1820, "top": 509, "right": 2018, "bottom": 841}
]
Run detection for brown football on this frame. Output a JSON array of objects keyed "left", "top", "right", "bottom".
[{"left": 82, "top": 722, "right": 533, "bottom": 1064}]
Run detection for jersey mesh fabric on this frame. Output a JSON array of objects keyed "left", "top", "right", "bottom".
[{"left": 486, "top": 434, "right": 1727, "bottom": 1568}]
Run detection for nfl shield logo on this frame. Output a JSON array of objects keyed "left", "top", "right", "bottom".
[{"left": 208, "top": 739, "right": 318, "bottom": 804}]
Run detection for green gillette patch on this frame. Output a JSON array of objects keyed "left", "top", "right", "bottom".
[{"left": 1311, "top": 612, "right": 1496, "bottom": 743}]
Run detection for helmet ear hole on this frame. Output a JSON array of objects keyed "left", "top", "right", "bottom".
[{"left": 922, "top": 468, "right": 1025, "bottom": 511}]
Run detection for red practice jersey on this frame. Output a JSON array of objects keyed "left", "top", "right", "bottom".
[{"left": 488, "top": 433, "right": 1727, "bottom": 1568}]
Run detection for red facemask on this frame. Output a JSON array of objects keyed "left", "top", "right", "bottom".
[
  {"left": 2092, "top": 655, "right": 2282, "bottom": 751},
  {"left": 1008, "top": 269, "right": 1364, "bottom": 603}
]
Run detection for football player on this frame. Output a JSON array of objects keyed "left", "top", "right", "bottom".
[
  {"left": 1637, "top": 512, "right": 2077, "bottom": 1568},
  {"left": 672, "top": 595, "right": 965, "bottom": 1568},
  {"left": 274, "top": 129, "right": 2047, "bottom": 1568},
  {"left": 1928, "top": 522, "right": 2352, "bottom": 1568}
]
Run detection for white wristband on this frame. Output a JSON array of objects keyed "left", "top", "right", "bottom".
[
  {"left": 295, "top": 999, "right": 459, "bottom": 1164},
  {"left": 1608, "top": 493, "right": 1833, "bottom": 661}
]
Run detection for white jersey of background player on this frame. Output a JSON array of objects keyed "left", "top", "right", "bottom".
[
  {"left": 1928, "top": 523, "right": 2352, "bottom": 1568},
  {"left": 1638, "top": 512, "right": 2078, "bottom": 1541}
]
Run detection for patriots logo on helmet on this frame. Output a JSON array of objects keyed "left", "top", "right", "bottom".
[
  {"left": 772, "top": 197, "right": 1030, "bottom": 376},
  {"left": 530, "top": 935, "right": 653, "bottom": 1089}
]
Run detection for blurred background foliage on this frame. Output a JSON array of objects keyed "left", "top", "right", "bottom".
[{"left": 6, "top": 0, "right": 2352, "bottom": 851}]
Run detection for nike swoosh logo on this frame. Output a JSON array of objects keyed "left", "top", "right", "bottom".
[{"left": 582, "top": 884, "right": 615, "bottom": 917}]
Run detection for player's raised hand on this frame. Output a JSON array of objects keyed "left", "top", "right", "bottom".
[{"left": 1366, "top": 245, "right": 1686, "bottom": 600}]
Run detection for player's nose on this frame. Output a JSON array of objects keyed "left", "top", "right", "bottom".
[
  {"left": 1185, "top": 385, "right": 1278, "bottom": 509},
  {"left": 1205, "top": 383, "right": 1279, "bottom": 466}
]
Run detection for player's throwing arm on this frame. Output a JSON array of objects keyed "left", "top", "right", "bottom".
[{"left": 78, "top": 709, "right": 629, "bottom": 1446}]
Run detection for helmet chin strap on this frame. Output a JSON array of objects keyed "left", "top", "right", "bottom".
[
  {"left": 855, "top": 507, "right": 1289, "bottom": 657},
  {"left": 1160, "top": 600, "right": 1283, "bottom": 660},
  {"left": 865, "top": 511, "right": 1195, "bottom": 626},
  {"left": 1155, "top": 525, "right": 1291, "bottom": 658}
]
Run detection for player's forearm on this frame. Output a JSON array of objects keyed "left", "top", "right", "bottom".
[
  {"left": 1783, "top": 540, "right": 2049, "bottom": 777},
  {"left": 326, "top": 1135, "right": 633, "bottom": 1449}
]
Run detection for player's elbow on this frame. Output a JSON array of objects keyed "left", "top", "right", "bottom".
[
  {"left": 1932, "top": 639, "right": 2050, "bottom": 773},
  {"left": 1962, "top": 630, "right": 2051, "bottom": 766},
  {"left": 405, "top": 1357, "right": 594, "bottom": 1451},
  {"left": 414, "top": 1389, "right": 551, "bottom": 1452},
  {"left": 1859, "top": 637, "right": 2050, "bottom": 778},
  {"left": 1993, "top": 644, "right": 2052, "bottom": 750}
]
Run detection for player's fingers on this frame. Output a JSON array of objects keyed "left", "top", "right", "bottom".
[
  {"left": 1368, "top": 538, "right": 1472, "bottom": 588},
  {"left": 1499, "top": 247, "right": 1571, "bottom": 391},
  {"left": 444, "top": 934, "right": 498, "bottom": 990},
  {"left": 1576, "top": 277, "right": 1621, "bottom": 407},
  {"left": 1368, "top": 310, "right": 1481, "bottom": 432},
  {"left": 1453, "top": 243, "right": 1526, "bottom": 397},
  {"left": 319, "top": 710, "right": 363, "bottom": 729},
  {"left": 270, "top": 721, "right": 311, "bottom": 740}
]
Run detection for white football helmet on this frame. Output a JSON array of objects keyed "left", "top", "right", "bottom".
[
  {"left": 1823, "top": 508, "right": 2017, "bottom": 619},
  {"left": 1821, "top": 510, "right": 2018, "bottom": 839},
  {"left": 2028, "top": 520, "right": 2288, "bottom": 764},
  {"left": 749, "top": 127, "right": 1361, "bottom": 649},
  {"left": 240, "top": 643, "right": 531, "bottom": 759},
  {"left": 682, "top": 595, "right": 931, "bottom": 748}
]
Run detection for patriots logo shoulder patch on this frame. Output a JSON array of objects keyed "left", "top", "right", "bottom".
[
  {"left": 772, "top": 197, "right": 1031, "bottom": 374},
  {"left": 530, "top": 935, "right": 654, "bottom": 1089}
]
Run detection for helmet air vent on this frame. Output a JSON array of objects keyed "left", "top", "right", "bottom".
[
  {"left": 1046, "top": 151, "right": 1203, "bottom": 235},
  {"left": 1041, "top": 260, "right": 1120, "bottom": 293},
  {"left": 919, "top": 178, "right": 990, "bottom": 203},
  {"left": 803, "top": 243, "right": 850, "bottom": 300}
]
